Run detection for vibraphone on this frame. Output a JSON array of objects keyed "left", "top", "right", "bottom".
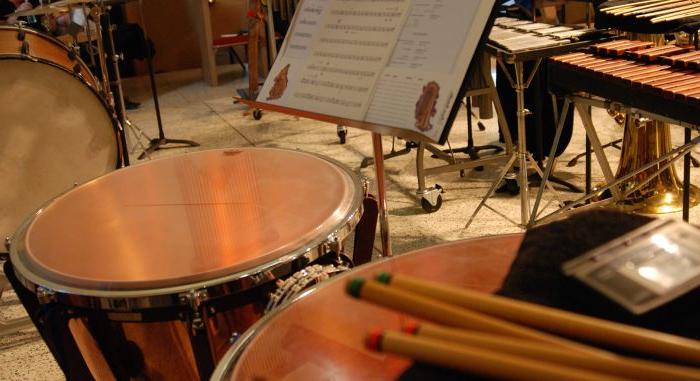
[
  {"left": 467, "top": 18, "right": 612, "bottom": 228},
  {"left": 490, "top": 17, "right": 601, "bottom": 56},
  {"left": 531, "top": 40, "right": 700, "bottom": 224}
]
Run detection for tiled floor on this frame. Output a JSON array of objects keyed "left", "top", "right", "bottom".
[{"left": 2, "top": 64, "right": 699, "bottom": 380}]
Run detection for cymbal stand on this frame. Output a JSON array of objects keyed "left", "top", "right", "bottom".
[
  {"left": 136, "top": 0, "right": 199, "bottom": 160},
  {"left": 89, "top": 4, "right": 112, "bottom": 103},
  {"left": 84, "top": 2, "right": 143, "bottom": 163},
  {"left": 80, "top": 2, "right": 97, "bottom": 74}
]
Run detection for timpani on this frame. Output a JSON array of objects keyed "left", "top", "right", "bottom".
[
  {"left": 212, "top": 235, "right": 523, "bottom": 380},
  {"left": 8, "top": 147, "right": 364, "bottom": 380}
]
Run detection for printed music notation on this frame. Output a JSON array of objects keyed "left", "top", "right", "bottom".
[
  {"left": 257, "top": 0, "right": 496, "bottom": 143},
  {"left": 262, "top": 0, "right": 409, "bottom": 119}
]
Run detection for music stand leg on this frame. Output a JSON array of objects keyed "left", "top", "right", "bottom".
[{"left": 372, "top": 133, "right": 392, "bottom": 257}]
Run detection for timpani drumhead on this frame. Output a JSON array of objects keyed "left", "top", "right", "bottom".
[
  {"left": 12, "top": 148, "right": 362, "bottom": 295},
  {"left": 212, "top": 235, "right": 522, "bottom": 380},
  {"left": 0, "top": 59, "right": 119, "bottom": 247}
]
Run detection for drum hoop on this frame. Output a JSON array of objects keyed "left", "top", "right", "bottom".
[
  {"left": 0, "top": 25, "right": 100, "bottom": 90},
  {"left": 210, "top": 234, "right": 524, "bottom": 381},
  {"left": 0, "top": 54, "right": 126, "bottom": 169},
  {"left": 9, "top": 148, "right": 364, "bottom": 311}
]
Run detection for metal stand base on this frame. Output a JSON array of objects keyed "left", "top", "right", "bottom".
[
  {"left": 136, "top": 0, "right": 199, "bottom": 160},
  {"left": 528, "top": 169, "right": 583, "bottom": 193},
  {"left": 138, "top": 138, "right": 200, "bottom": 160}
]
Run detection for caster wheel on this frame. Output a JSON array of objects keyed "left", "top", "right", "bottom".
[
  {"left": 421, "top": 194, "right": 443, "bottom": 213},
  {"left": 337, "top": 130, "right": 347, "bottom": 144},
  {"left": 253, "top": 109, "right": 263, "bottom": 120}
]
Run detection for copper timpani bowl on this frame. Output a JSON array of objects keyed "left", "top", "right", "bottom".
[
  {"left": 212, "top": 235, "right": 523, "bottom": 381},
  {"left": 9, "top": 147, "right": 364, "bottom": 310}
]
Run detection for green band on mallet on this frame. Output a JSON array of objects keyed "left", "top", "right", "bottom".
[
  {"left": 375, "top": 272, "right": 392, "bottom": 284},
  {"left": 346, "top": 277, "right": 365, "bottom": 298}
]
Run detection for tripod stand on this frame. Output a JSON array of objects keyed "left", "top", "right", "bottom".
[{"left": 134, "top": 0, "right": 198, "bottom": 159}]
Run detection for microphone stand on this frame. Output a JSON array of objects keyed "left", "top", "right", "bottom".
[{"left": 136, "top": 0, "right": 198, "bottom": 160}]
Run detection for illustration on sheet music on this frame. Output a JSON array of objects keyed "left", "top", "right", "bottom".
[
  {"left": 415, "top": 81, "right": 440, "bottom": 131},
  {"left": 267, "top": 64, "right": 291, "bottom": 100}
]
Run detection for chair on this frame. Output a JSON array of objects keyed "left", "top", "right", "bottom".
[
  {"left": 212, "top": 31, "right": 283, "bottom": 78},
  {"left": 212, "top": 33, "right": 250, "bottom": 75}
]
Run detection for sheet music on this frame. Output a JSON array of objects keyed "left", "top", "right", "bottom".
[
  {"left": 260, "top": 0, "right": 410, "bottom": 120},
  {"left": 257, "top": 0, "right": 496, "bottom": 143},
  {"left": 365, "top": 0, "right": 489, "bottom": 141}
]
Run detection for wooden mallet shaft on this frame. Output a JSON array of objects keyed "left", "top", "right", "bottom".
[
  {"left": 376, "top": 272, "right": 700, "bottom": 365},
  {"left": 346, "top": 278, "right": 610, "bottom": 357},
  {"left": 365, "top": 330, "right": 626, "bottom": 381},
  {"left": 404, "top": 321, "right": 700, "bottom": 381}
]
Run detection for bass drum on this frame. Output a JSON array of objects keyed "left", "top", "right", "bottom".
[
  {"left": 0, "top": 26, "right": 124, "bottom": 248},
  {"left": 0, "top": 26, "right": 98, "bottom": 88}
]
